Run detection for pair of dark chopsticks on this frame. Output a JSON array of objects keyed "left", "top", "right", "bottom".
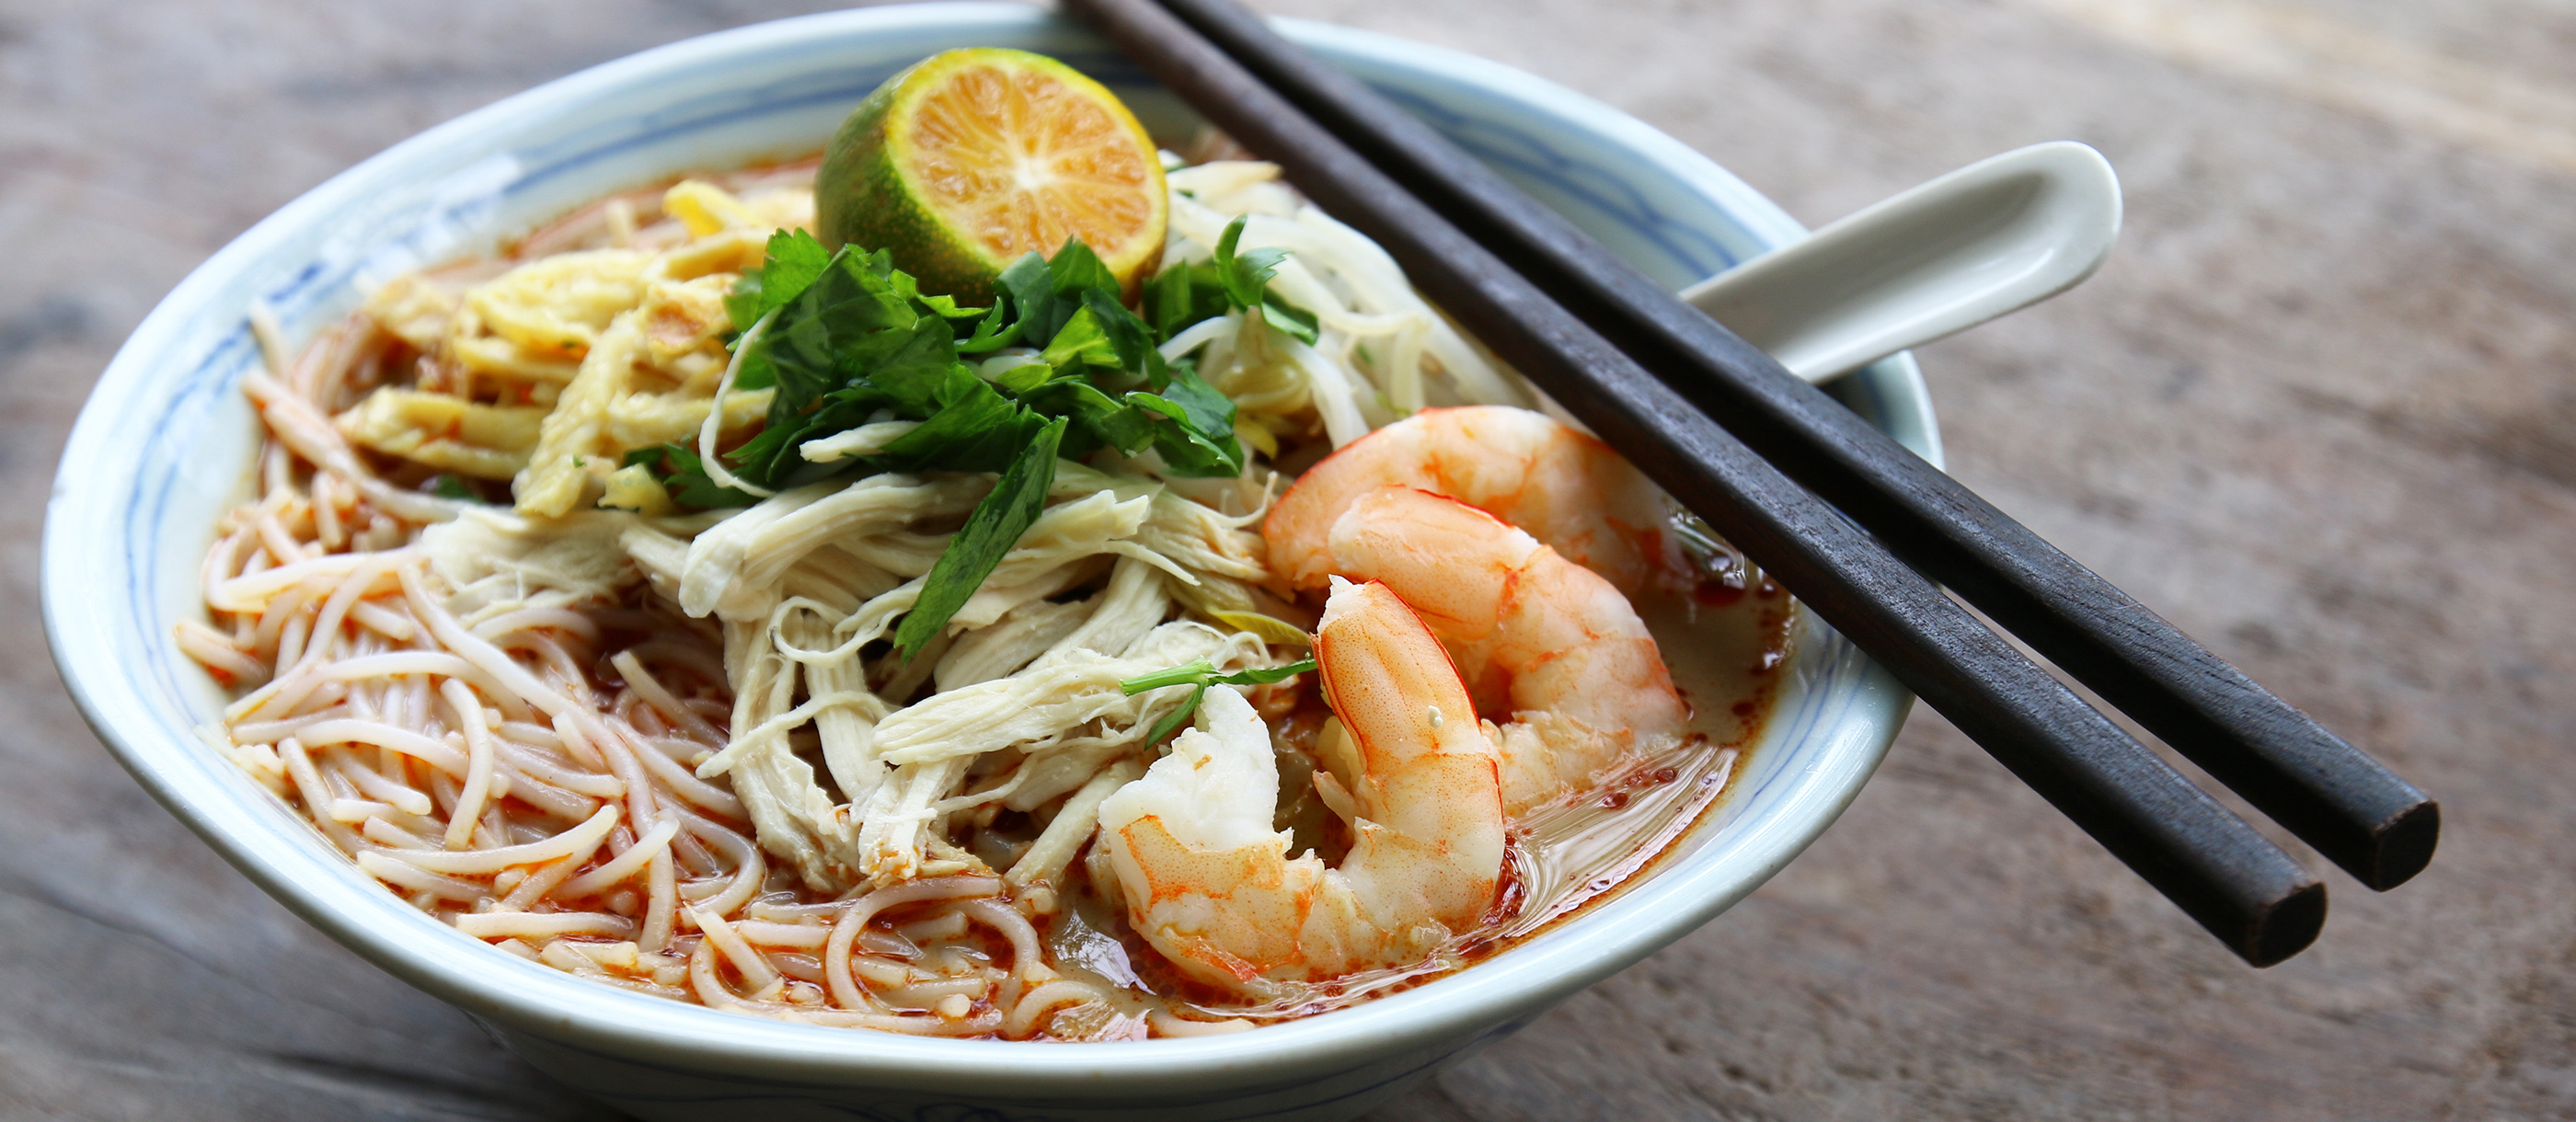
[{"left": 1063, "top": 0, "right": 2436, "bottom": 965}]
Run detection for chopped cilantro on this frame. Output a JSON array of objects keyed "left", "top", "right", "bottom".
[
  {"left": 890, "top": 417, "right": 1065, "bottom": 660},
  {"left": 1212, "top": 214, "right": 1321, "bottom": 346},
  {"left": 621, "top": 444, "right": 754, "bottom": 509},
  {"left": 723, "top": 229, "right": 833, "bottom": 333},
  {"left": 1144, "top": 259, "right": 1231, "bottom": 340},
  {"left": 623, "top": 224, "right": 1295, "bottom": 661}
]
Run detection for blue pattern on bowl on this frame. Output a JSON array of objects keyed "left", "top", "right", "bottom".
[{"left": 45, "top": 6, "right": 1928, "bottom": 1121}]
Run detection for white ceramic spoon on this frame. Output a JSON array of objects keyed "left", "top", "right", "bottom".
[{"left": 1679, "top": 141, "right": 2122, "bottom": 382}]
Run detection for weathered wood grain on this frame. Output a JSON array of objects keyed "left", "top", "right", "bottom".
[{"left": 2, "top": 0, "right": 2569, "bottom": 1118}]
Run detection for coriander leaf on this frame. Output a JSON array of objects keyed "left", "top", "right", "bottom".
[
  {"left": 877, "top": 366, "right": 1051, "bottom": 474},
  {"left": 1048, "top": 236, "right": 1121, "bottom": 301},
  {"left": 730, "top": 307, "right": 782, "bottom": 392},
  {"left": 885, "top": 269, "right": 985, "bottom": 320},
  {"left": 1146, "top": 356, "right": 1235, "bottom": 435},
  {"left": 916, "top": 296, "right": 984, "bottom": 320},
  {"left": 989, "top": 361, "right": 1054, "bottom": 396},
  {"left": 729, "top": 304, "right": 955, "bottom": 489},
  {"left": 867, "top": 315, "right": 974, "bottom": 414},
  {"left": 428, "top": 475, "right": 477, "bottom": 501},
  {"left": 1130, "top": 359, "right": 1245, "bottom": 477},
  {"left": 1145, "top": 263, "right": 1192, "bottom": 341},
  {"left": 757, "top": 248, "right": 921, "bottom": 412},
  {"left": 1081, "top": 288, "right": 1165, "bottom": 391},
  {"left": 1040, "top": 306, "right": 1116, "bottom": 370},
  {"left": 725, "top": 229, "right": 834, "bottom": 332},
  {"left": 1213, "top": 214, "right": 1288, "bottom": 309},
  {"left": 849, "top": 246, "right": 899, "bottom": 282},
  {"left": 1144, "top": 428, "right": 1240, "bottom": 477},
  {"left": 997, "top": 251, "right": 1063, "bottom": 343},
  {"left": 1072, "top": 394, "right": 1160, "bottom": 455},
  {"left": 1000, "top": 237, "right": 1124, "bottom": 349},
  {"left": 1260, "top": 298, "right": 1321, "bottom": 346},
  {"left": 623, "top": 443, "right": 757, "bottom": 510},
  {"left": 1016, "top": 375, "right": 1156, "bottom": 456},
  {"left": 953, "top": 298, "right": 1022, "bottom": 354},
  {"left": 726, "top": 239, "right": 970, "bottom": 487},
  {"left": 891, "top": 417, "right": 1066, "bottom": 660},
  {"left": 707, "top": 224, "right": 1259, "bottom": 531},
  {"left": 1146, "top": 260, "right": 1234, "bottom": 343},
  {"left": 720, "top": 382, "right": 893, "bottom": 488},
  {"left": 1209, "top": 214, "right": 1320, "bottom": 346}
]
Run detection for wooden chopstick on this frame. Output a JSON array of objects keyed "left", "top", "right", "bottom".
[
  {"left": 1064, "top": 0, "right": 2326, "bottom": 965},
  {"left": 1132, "top": 0, "right": 2437, "bottom": 893}
]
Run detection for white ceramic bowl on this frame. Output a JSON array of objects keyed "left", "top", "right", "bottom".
[{"left": 42, "top": 6, "right": 1935, "bottom": 1120}]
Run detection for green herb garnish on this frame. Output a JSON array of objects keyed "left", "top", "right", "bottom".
[
  {"left": 1000, "top": 237, "right": 1121, "bottom": 348},
  {"left": 890, "top": 417, "right": 1065, "bottom": 659},
  {"left": 723, "top": 228, "right": 833, "bottom": 333},
  {"left": 1212, "top": 214, "right": 1320, "bottom": 346},
  {"left": 627, "top": 223, "right": 1302, "bottom": 659},
  {"left": 1119, "top": 657, "right": 1318, "bottom": 744},
  {"left": 1144, "top": 257, "right": 1233, "bottom": 341},
  {"left": 620, "top": 443, "right": 755, "bottom": 510},
  {"left": 1136, "top": 214, "right": 1320, "bottom": 346},
  {"left": 661, "top": 228, "right": 1248, "bottom": 498}
]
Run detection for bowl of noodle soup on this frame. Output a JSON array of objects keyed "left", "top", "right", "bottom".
[{"left": 43, "top": 5, "right": 1935, "bottom": 1120}]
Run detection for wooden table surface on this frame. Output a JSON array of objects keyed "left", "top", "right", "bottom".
[{"left": 6, "top": 0, "right": 2571, "bottom": 1117}]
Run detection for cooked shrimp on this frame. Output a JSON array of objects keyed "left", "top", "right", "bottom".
[
  {"left": 1095, "top": 578, "right": 1504, "bottom": 992},
  {"left": 1308, "top": 484, "right": 1688, "bottom": 817},
  {"left": 1263, "top": 406, "right": 1676, "bottom": 593}
]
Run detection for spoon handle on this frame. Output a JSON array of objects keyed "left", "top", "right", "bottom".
[{"left": 1681, "top": 142, "right": 2122, "bottom": 383}]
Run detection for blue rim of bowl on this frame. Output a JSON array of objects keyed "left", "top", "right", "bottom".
[{"left": 40, "top": 2, "right": 1924, "bottom": 1096}]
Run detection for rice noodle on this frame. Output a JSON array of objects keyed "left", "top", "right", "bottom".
[
  {"left": 557, "top": 818, "right": 678, "bottom": 898},
  {"left": 176, "top": 157, "right": 1737, "bottom": 1044},
  {"left": 454, "top": 910, "right": 638, "bottom": 939}
]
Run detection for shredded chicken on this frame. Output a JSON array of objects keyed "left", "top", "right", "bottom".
[{"left": 294, "top": 171, "right": 1377, "bottom": 901}]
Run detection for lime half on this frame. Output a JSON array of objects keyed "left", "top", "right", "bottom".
[{"left": 818, "top": 48, "right": 1169, "bottom": 304}]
